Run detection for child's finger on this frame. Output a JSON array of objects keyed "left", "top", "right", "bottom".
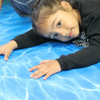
[
  {"left": 30, "top": 70, "right": 40, "bottom": 78},
  {"left": 33, "top": 72, "right": 46, "bottom": 79},
  {"left": 43, "top": 72, "right": 52, "bottom": 80},
  {"left": 4, "top": 51, "right": 11, "bottom": 61},
  {"left": 29, "top": 65, "right": 41, "bottom": 72}
]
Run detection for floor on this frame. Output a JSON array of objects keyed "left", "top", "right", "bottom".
[{"left": 0, "top": 2, "right": 100, "bottom": 100}]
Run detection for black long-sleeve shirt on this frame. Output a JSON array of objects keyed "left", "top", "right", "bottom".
[{"left": 13, "top": 0, "right": 100, "bottom": 71}]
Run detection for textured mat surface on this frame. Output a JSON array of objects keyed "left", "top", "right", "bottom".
[{"left": 0, "top": 3, "right": 100, "bottom": 100}]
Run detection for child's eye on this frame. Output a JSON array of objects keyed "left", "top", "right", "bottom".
[{"left": 57, "top": 22, "right": 61, "bottom": 27}]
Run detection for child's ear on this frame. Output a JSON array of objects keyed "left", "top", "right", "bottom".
[{"left": 60, "top": 1, "right": 72, "bottom": 10}]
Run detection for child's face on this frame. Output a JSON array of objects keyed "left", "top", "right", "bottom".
[{"left": 36, "top": 2, "right": 80, "bottom": 42}]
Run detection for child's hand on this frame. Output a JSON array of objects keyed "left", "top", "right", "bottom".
[
  {"left": 0, "top": 40, "right": 18, "bottom": 60},
  {"left": 29, "top": 60, "right": 61, "bottom": 80}
]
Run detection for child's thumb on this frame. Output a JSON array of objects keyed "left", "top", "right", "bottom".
[{"left": 4, "top": 52, "right": 11, "bottom": 61}]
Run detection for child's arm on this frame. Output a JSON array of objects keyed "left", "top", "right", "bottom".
[
  {"left": 0, "top": 29, "right": 51, "bottom": 60},
  {"left": 57, "top": 37, "right": 100, "bottom": 71},
  {"left": 29, "top": 35, "right": 100, "bottom": 80},
  {"left": 13, "top": 29, "right": 51, "bottom": 49},
  {"left": 0, "top": 0, "right": 3, "bottom": 11}
]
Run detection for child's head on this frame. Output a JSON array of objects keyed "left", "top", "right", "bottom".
[{"left": 31, "top": 0, "right": 81, "bottom": 42}]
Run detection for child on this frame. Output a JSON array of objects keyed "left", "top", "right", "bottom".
[{"left": 0, "top": 0, "right": 100, "bottom": 80}]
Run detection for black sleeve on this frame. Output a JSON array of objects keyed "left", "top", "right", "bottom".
[
  {"left": 57, "top": 35, "right": 100, "bottom": 71},
  {"left": 13, "top": 29, "right": 51, "bottom": 49}
]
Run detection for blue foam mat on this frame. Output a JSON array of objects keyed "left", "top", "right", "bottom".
[{"left": 0, "top": 3, "right": 100, "bottom": 100}]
